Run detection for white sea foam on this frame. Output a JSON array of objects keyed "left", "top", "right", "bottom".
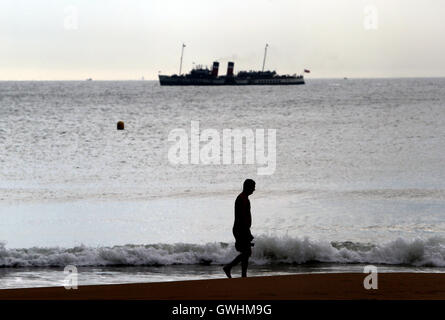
[{"left": 1, "top": 236, "right": 444, "bottom": 268}]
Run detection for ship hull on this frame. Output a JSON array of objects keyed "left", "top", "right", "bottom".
[{"left": 159, "top": 75, "right": 305, "bottom": 86}]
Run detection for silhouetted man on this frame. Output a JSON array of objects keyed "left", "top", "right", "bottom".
[{"left": 223, "top": 179, "right": 255, "bottom": 278}]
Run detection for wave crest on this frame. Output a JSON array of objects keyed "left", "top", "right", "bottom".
[{"left": 0, "top": 236, "right": 444, "bottom": 268}]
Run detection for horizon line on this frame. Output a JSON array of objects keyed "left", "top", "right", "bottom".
[{"left": 2, "top": 75, "right": 445, "bottom": 81}]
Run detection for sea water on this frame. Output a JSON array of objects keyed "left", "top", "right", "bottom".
[{"left": 0, "top": 79, "right": 444, "bottom": 288}]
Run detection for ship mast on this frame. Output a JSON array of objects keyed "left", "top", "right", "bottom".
[
  {"left": 179, "top": 43, "right": 186, "bottom": 75},
  {"left": 262, "top": 43, "right": 268, "bottom": 72}
]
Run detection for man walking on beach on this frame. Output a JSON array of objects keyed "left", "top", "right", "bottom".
[{"left": 223, "top": 179, "right": 255, "bottom": 278}]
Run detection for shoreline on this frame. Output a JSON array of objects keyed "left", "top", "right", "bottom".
[{"left": 0, "top": 273, "right": 444, "bottom": 300}]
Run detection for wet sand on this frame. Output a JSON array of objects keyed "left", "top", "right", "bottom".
[{"left": 0, "top": 273, "right": 444, "bottom": 300}]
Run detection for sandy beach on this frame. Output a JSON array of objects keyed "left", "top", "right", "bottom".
[{"left": 0, "top": 273, "right": 444, "bottom": 300}]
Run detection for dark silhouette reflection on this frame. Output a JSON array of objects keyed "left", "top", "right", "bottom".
[{"left": 223, "top": 179, "right": 256, "bottom": 278}]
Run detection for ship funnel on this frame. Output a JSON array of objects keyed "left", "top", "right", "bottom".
[
  {"left": 227, "top": 62, "right": 234, "bottom": 77},
  {"left": 211, "top": 61, "right": 219, "bottom": 77}
]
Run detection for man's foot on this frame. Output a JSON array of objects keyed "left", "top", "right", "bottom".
[{"left": 223, "top": 265, "right": 232, "bottom": 278}]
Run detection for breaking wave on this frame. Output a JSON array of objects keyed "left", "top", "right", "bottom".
[{"left": 1, "top": 236, "right": 444, "bottom": 268}]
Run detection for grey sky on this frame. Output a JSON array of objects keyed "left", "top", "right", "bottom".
[{"left": 1, "top": 0, "right": 444, "bottom": 80}]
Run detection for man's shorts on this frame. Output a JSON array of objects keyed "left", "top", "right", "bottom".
[{"left": 235, "top": 241, "right": 252, "bottom": 256}]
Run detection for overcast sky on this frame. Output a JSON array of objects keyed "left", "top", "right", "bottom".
[{"left": 1, "top": 0, "right": 444, "bottom": 80}]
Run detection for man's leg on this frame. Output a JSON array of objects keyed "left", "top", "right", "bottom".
[
  {"left": 241, "top": 253, "right": 249, "bottom": 277},
  {"left": 241, "top": 249, "right": 251, "bottom": 277},
  {"left": 223, "top": 253, "right": 244, "bottom": 278},
  {"left": 224, "top": 242, "right": 252, "bottom": 278}
]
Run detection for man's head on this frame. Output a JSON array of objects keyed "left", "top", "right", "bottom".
[{"left": 243, "top": 179, "right": 256, "bottom": 195}]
